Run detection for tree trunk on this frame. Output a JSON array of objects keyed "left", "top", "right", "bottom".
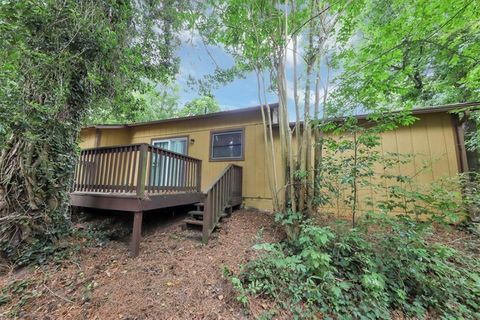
[{"left": 0, "top": 62, "right": 88, "bottom": 263}]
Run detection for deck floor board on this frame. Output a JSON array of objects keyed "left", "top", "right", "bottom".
[{"left": 70, "top": 191, "right": 204, "bottom": 212}]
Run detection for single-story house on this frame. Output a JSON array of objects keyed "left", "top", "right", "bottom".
[{"left": 73, "top": 101, "right": 479, "bottom": 255}]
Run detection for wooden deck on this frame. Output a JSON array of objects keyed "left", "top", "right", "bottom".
[
  {"left": 71, "top": 143, "right": 203, "bottom": 206},
  {"left": 70, "top": 143, "right": 242, "bottom": 256}
]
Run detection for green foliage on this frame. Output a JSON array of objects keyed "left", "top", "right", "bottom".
[
  {"left": 314, "top": 112, "right": 475, "bottom": 226},
  {"left": 453, "top": 108, "right": 480, "bottom": 160},
  {"left": 223, "top": 266, "right": 249, "bottom": 307},
  {"left": 87, "top": 82, "right": 181, "bottom": 124},
  {"left": 235, "top": 217, "right": 480, "bottom": 319},
  {"left": 0, "top": 0, "right": 187, "bottom": 265},
  {"left": 0, "top": 279, "right": 36, "bottom": 317},
  {"left": 333, "top": 0, "right": 480, "bottom": 110},
  {"left": 180, "top": 95, "right": 221, "bottom": 116}
]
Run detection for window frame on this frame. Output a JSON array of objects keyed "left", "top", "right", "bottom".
[
  {"left": 209, "top": 128, "right": 245, "bottom": 162},
  {"left": 150, "top": 135, "right": 189, "bottom": 155}
]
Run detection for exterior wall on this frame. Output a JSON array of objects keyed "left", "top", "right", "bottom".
[
  {"left": 79, "top": 109, "right": 278, "bottom": 211},
  {"left": 79, "top": 128, "right": 97, "bottom": 148},
  {"left": 318, "top": 112, "right": 460, "bottom": 216},
  {"left": 78, "top": 111, "right": 460, "bottom": 213},
  {"left": 129, "top": 111, "right": 278, "bottom": 211},
  {"left": 99, "top": 128, "right": 132, "bottom": 147}
]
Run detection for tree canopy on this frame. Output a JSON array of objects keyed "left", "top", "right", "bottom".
[
  {"left": 332, "top": 0, "right": 480, "bottom": 111},
  {"left": 87, "top": 83, "right": 181, "bottom": 124},
  {"left": 180, "top": 96, "right": 221, "bottom": 116},
  {"left": 0, "top": 0, "right": 188, "bottom": 263}
]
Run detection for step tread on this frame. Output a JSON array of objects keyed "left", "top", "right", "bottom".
[
  {"left": 184, "top": 219, "right": 204, "bottom": 226},
  {"left": 195, "top": 202, "right": 205, "bottom": 206},
  {"left": 188, "top": 210, "right": 204, "bottom": 216}
]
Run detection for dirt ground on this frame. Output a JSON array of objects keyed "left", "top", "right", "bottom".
[{"left": 0, "top": 209, "right": 281, "bottom": 320}]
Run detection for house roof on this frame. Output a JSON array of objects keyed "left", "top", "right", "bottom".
[
  {"left": 349, "top": 101, "right": 480, "bottom": 121},
  {"left": 83, "top": 101, "right": 479, "bottom": 130},
  {"left": 84, "top": 103, "right": 279, "bottom": 130}
]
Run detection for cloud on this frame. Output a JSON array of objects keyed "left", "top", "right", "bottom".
[
  {"left": 219, "top": 104, "right": 239, "bottom": 111},
  {"left": 286, "top": 35, "right": 304, "bottom": 68},
  {"left": 285, "top": 79, "right": 316, "bottom": 106},
  {"left": 178, "top": 29, "right": 202, "bottom": 46}
]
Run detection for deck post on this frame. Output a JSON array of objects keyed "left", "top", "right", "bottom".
[
  {"left": 130, "top": 211, "right": 143, "bottom": 257},
  {"left": 202, "top": 192, "right": 211, "bottom": 244},
  {"left": 136, "top": 144, "right": 148, "bottom": 197},
  {"left": 196, "top": 160, "right": 202, "bottom": 192}
]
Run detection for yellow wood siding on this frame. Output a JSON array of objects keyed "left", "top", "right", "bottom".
[
  {"left": 79, "top": 128, "right": 97, "bottom": 148},
  {"left": 78, "top": 111, "right": 460, "bottom": 213},
  {"left": 317, "top": 112, "right": 460, "bottom": 217},
  {"left": 100, "top": 128, "right": 132, "bottom": 147}
]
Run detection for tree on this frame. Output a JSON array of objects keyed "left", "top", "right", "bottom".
[
  {"left": 332, "top": 0, "right": 480, "bottom": 110},
  {"left": 196, "top": 0, "right": 356, "bottom": 229},
  {"left": 330, "top": 0, "right": 480, "bottom": 225},
  {"left": 0, "top": 0, "right": 187, "bottom": 264},
  {"left": 180, "top": 95, "right": 221, "bottom": 116},
  {"left": 87, "top": 82, "right": 181, "bottom": 124}
]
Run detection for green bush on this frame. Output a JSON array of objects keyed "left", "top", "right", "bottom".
[{"left": 234, "top": 215, "right": 480, "bottom": 319}]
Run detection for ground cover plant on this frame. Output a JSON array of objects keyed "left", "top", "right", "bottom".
[{"left": 230, "top": 213, "right": 480, "bottom": 319}]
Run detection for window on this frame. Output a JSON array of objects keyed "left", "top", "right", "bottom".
[
  {"left": 210, "top": 129, "right": 244, "bottom": 160},
  {"left": 151, "top": 137, "right": 188, "bottom": 187},
  {"left": 152, "top": 137, "right": 187, "bottom": 155}
]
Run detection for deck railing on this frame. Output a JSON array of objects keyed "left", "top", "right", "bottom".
[
  {"left": 202, "top": 164, "right": 242, "bottom": 243},
  {"left": 73, "top": 143, "right": 202, "bottom": 197}
]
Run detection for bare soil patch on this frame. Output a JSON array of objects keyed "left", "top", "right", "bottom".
[{"left": 0, "top": 209, "right": 280, "bottom": 320}]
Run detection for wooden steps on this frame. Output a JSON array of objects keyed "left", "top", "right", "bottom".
[
  {"left": 183, "top": 218, "right": 203, "bottom": 226},
  {"left": 184, "top": 202, "right": 233, "bottom": 229},
  {"left": 184, "top": 164, "right": 243, "bottom": 243}
]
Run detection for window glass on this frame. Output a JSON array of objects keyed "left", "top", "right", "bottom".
[
  {"left": 152, "top": 138, "right": 187, "bottom": 155},
  {"left": 211, "top": 130, "right": 243, "bottom": 160}
]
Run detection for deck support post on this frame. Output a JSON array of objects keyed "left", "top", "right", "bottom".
[{"left": 130, "top": 211, "right": 143, "bottom": 257}]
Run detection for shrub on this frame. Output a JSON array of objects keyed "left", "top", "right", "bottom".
[{"left": 234, "top": 215, "right": 480, "bottom": 319}]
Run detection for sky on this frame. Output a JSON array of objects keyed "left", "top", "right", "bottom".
[
  {"left": 173, "top": 30, "right": 334, "bottom": 118},
  {"left": 175, "top": 31, "right": 274, "bottom": 111}
]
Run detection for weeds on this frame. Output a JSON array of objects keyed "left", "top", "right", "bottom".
[{"left": 232, "top": 214, "right": 480, "bottom": 319}]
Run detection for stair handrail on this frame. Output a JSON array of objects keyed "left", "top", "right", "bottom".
[{"left": 202, "top": 164, "right": 242, "bottom": 243}]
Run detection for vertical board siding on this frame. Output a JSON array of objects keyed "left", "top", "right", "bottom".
[{"left": 78, "top": 111, "right": 460, "bottom": 212}]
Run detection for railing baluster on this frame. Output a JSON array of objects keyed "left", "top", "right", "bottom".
[
  {"left": 201, "top": 165, "right": 243, "bottom": 244},
  {"left": 85, "top": 150, "right": 93, "bottom": 192},
  {"left": 145, "top": 148, "right": 151, "bottom": 193},
  {"left": 188, "top": 160, "right": 192, "bottom": 190},
  {"left": 124, "top": 146, "right": 132, "bottom": 192},
  {"left": 154, "top": 149, "right": 159, "bottom": 194},
  {"left": 73, "top": 155, "right": 80, "bottom": 191},
  {"left": 97, "top": 150, "right": 103, "bottom": 192},
  {"left": 130, "top": 146, "right": 137, "bottom": 192},
  {"left": 136, "top": 144, "right": 148, "bottom": 197},
  {"left": 73, "top": 144, "right": 202, "bottom": 197},
  {"left": 96, "top": 150, "right": 103, "bottom": 192},
  {"left": 174, "top": 155, "right": 179, "bottom": 189},
  {"left": 158, "top": 150, "right": 164, "bottom": 191},
  {"left": 119, "top": 147, "right": 126, "bottom": 193},
  {"left": 81, "top": 150, "right": 88, "bottom": 192},
  {"left": 113, "top": 148, "right": 120, "bottom": 192},
  {"left": 106, "top": 149, "right": 114, "bottom": 193},
  {"left": 77, "top": 152, "right": 83, "bottom": 191},
  {"left": 95, "top": 149, "right": 101, "bottom": 191},
  {"left": 93, "top": 149, "right": 99, "bottom": 192},
  {"left": 150, "top": 148, "right": 156, "bottom": 193},
  {"left": 91, "top": 149, "right": 98, "bottom": 191}
]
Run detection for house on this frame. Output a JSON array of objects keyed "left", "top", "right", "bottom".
[{"left": 73, "top": 101, "right": 479, "bottom": 255}]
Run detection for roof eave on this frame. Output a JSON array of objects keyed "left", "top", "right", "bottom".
[{"left": 82, "top": 103, "right": 279, "bottom": 130}]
